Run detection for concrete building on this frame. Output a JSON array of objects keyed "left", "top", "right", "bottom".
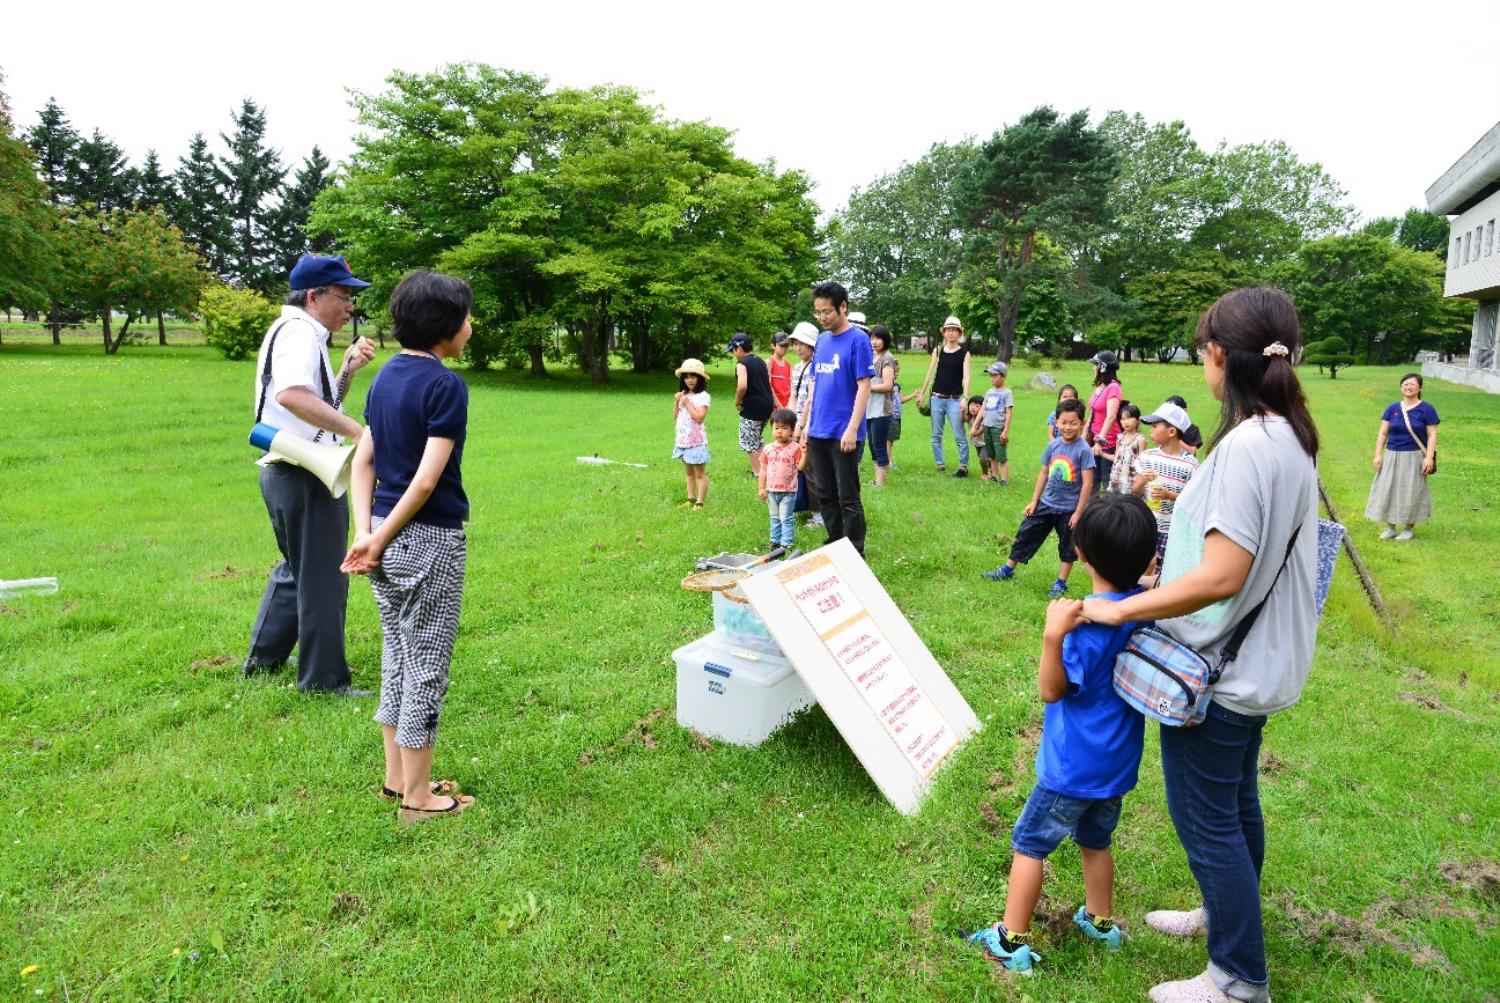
[{"left": 1425, "top": 120, "right": 1500, "bottom": 393}]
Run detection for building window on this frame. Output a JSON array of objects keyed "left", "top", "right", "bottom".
[
  {"left": 1463, "top": 231, "right": 1471, "bottom": 264},
  {"left": 1487, "top": 220, "right": 1495, "bottom": 256},
  {"left": 1455, "top": 237, "right": 1463, "bottom": 264}
]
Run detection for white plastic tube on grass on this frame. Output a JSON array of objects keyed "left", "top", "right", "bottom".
[{"left": 0, "top": 577, "right": 59, "bottom": 598}]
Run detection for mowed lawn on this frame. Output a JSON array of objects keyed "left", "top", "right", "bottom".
[{"left": 1, "top": 341, "right": 1497, "bottom": 1001}]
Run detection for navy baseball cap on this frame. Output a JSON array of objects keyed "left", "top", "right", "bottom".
[
  {"left": 289, "top": 253, "right": 371, "bottom": 291},
  {"left": 726, "top": 332, "right": 753, "bottom": 353}
]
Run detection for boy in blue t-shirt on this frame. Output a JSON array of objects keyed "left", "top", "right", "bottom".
[
  {"left": 983, "top": 398, "right": 1094, "bottom": 596},
  {"left": 341, "top": 270, "right": 477, "bottom": 826},
  {"left": 967, "top": 492, "right": 1158, "bottom": 972}
]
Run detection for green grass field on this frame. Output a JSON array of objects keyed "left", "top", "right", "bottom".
[{"left": 2, "top": 341, "right": 1497, "bottom": 1001}]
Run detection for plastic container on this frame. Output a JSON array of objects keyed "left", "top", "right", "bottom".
[
  {"left": 672, "top": 631, "right": 815, "bottom": 746},
  {"left": 711, "top": 589, "right": 781, "bottom": 654}
]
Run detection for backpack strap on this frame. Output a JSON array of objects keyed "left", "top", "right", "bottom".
[
  {"left": 1209, "top": 522, "right": 1303, "bottom": 681},
  {"left": 256, "top": 317, "right": 337, "bottom": 438}
]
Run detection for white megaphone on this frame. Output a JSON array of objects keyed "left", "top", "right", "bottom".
[{"left": 249, "top": 422, "right": 356, "bottom": 498}]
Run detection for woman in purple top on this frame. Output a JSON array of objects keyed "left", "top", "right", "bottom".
[{"left": 1365, "top": 372, "right": 1439, "bottom": 541}]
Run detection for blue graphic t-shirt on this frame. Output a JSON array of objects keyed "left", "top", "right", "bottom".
[
  {"left": 807, "top": 326, "right": 876, "bottom": 440},
  {"left": 1034, "top": 587, "right": 1146, "bottom": 800},
  {"left": 1037, "top": 436, "right": 1095, "bottom": 512}
]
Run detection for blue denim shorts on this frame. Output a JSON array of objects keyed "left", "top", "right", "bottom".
[{"left": 1011, "top": 782, "right": 1124, "bottom": 858}]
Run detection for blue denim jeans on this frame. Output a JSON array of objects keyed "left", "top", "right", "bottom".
[
  {"left": 862, "top": 415, "right": 891, "bottom": 468},
  {"left": 767, "top": 490, "right": 796, "bottom": 547},
  {"left": 1010, "top": 781, "right": 1124, "bottom": 858},
  {"left": 929, "top": 396, "right": 969, "bottom": 468},
  {"left": 1159, "top": 702, "right": 1270, "bottom": 996}
]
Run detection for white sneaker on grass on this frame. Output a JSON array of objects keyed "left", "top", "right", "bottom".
[
  {"left": 1148, "top": 973, "right": 1231, "bottom": 1003},
  {"left": 1145, "top": 906, "right": 1206, "bottom": 937},
  {"left": 1395, "top": 529, "right": 1414, "bottom": 541},
  {"left": 1380, "top": 527, "right": 1398, "bottom": 540}
]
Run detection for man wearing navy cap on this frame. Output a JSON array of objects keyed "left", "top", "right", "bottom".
[{"left": 244, "top": 254, "right": 377, "bottom": 695}]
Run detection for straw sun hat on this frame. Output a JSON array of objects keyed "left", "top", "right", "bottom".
[{"left": 675, "top": 358, "right": 710, "bottom": 381}]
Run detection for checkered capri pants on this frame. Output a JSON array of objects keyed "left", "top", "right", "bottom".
[{"left": 368, "top": 517, "right": 466, "bottom": 749}]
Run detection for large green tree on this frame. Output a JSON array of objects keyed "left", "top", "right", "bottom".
[
  {"left": 0, "top": 72, "right": 57, "bottom": 322},
  {"left": 69, "top": 128, "right": 131, "bottom": 211},
  {"left": 952, "top": 107, "right": 1117, "bottom": 362},
  {"left": 314, "top": 64, "right": 817, "bottom": 380},
  {"left": 26, "top": 97, "right": 77, "bottom": 205},
  {"left": 274, "top": 145, "right": 332, "bottom": 274},
  {"left": 1281, "top": 233, "right": 1466, "bottom": 365},
  {"left": 825, "top": 141, "right": 975, "bottom": 338},
  {"left": 1191, "top": 140, "right": 1354, "bottom": 265},
  {"left": 216, "top": 99, "right": 285, "bottom": 291}
]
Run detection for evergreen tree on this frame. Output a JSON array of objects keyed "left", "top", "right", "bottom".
[
  {"left": 70, "top": 128, "right": 131, "bottom": 210},
  {"left": 215, "top": 98, "right": 285, "bottom": 290},
  {"left": 0, "top": 70, "right": 58, "bottom": 318},
  {"left": 133, "top": 149, "right": 176, "bottom": 212},
  {"left": 173, "top": 132, "right": 230, "bottom": 277},
  {"left": 26, "top": 97, "right": 78, "bottom": 204},
  {"left": 274, "top": 145, "right": 331, "bottom": 274}
]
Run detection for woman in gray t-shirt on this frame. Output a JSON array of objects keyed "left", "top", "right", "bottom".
[{"left": 1081, "top": 287, "right": 1320, "bottom": 1003}]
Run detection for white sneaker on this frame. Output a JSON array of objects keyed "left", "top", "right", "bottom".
[
  {"left": 1148, "top": 973, "right": 1231, "bottom": 1003},
  {"left": 1394, "top": 530, "right": 1414, "bottom": 541},
  {"left": 1380, "top": 527, "right": 1398, "bottom": 540},
  {"left": 1145, "top": 906, "right": 1206, "bottom": 937}
]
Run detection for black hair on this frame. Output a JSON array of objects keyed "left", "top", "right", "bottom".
[
  {"left": 1056, "top": 398, "right": 1085, "bottom": 420},
  {"left": 769, "top": 407, "right": 797, "bottom": 427},
  {"left": 811, "top": 280, "right": 849, "bottom": 310},
  {"left": 1093, "top": 359, "right": 1120, "bottom": 388},
  {"left": 390, "top": 270, "right": 473, "bottom": 351},
  {"left": 1194, "top": 286, "right": 1319, "bottom": 457},
  {"left": 679, "top": 373, "right": 704, "bottom": 393},
  {"left": 1072, "top": 493, "right": 1158, "bottom": 591},
  {"left": 868, "top": 324, "right": 891, "bottom": 352},
  {"left": 967, "top": 394, "right": 984, "bottom": 406},
  {"left": 1119, "top": 402, "right": 1141, "bottom": 421},
  {"left": 1165, "top": 394, "right": 1188, "bottom": 409},
  {"left": 1399, "top": 372, "right": 1423, "bottom": 398},
  {"left": 1057, "top": 383, "right": 1078, "bottom": 402}
]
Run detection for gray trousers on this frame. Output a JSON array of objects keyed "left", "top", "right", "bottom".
[{"left": 245, "top": 462, "right": 351, "bottom": 691}]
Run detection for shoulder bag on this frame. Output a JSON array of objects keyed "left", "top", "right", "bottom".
[{"left": 1398, "top": 405, "right": 1437, "bottom": 475}]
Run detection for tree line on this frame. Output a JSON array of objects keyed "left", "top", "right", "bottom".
[
  {"left": 0, "top": 69, "right": 330, "bottom": 351},
  {"left": 827, "top": 109, "right": 1469, "bottom": 369}
]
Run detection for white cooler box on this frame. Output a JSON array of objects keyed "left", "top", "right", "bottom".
[{"left": 672, "top": 631, "right": 815, "bottom": 746}]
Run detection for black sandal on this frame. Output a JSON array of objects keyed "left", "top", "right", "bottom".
[
  {"left": 376, "top": 779, "right": 459, "bottom": 803},
  {"left": 397, "top": 795, "right": 473, "bottom": 825}
]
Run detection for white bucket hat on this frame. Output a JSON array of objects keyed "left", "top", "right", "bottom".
[
  {"left": 789, "top": 322, "right": 820, "bottom": 347},
  {"left": 942, "top": 315, "right": 963, "bottom": 331}
]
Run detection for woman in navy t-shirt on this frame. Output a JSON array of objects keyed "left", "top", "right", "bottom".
[{"left": 1365, "top": 372, "right": 1440, "bottom": 541}]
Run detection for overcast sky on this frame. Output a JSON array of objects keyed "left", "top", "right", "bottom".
[{"left": 5, "top": 0, "right": 1497, "bottom": 224}]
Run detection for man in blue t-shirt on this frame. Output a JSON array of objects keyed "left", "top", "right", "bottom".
[
  {"left": 801, "top": 281, "right": 875, "bottom": 555},
  {"left": 983, "top": 398, "right": 1095, "bottom": 596},
  {"left": 966, "top": 492, "right": 1158, "bottom": 973}
]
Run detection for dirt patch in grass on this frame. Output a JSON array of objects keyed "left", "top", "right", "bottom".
[
  {"left": 0, "top": 602, "right": 21, "bottom": 616},
  {"left": 330, "top": 891, "right": 367, "bottom": 919},
  {"left": 581, "top": 708, "right": 668, "bottom": 765},
  {"left": 189, "top": 655, "right": 237, "bottom": 674},
  {"left": 690, "top": 730, "right": 713, "bottom": 751},
  {"left": 1275, "top": 894, "right": 1452, "bottom": 970},
  {"left": 1261, "top": 751, "right": 1288, "bottom": 775},
  {"left": 1439, "top": 858, "right": 1500, "bottom": 902},
  {"left": 201, "top": 565, "right": 253, "bottom": 580},
  {"left": 1397, "top": 692, "right": 1475, "bottom": 721}
]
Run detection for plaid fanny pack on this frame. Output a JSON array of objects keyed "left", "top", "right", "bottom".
[{"left": 1113, "top": 523, "right": 1302, "bottom": 727}]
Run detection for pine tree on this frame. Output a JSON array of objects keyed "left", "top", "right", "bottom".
[
  {"left": 215, "top": 98, "right": 285, "bottom": 291},
  {"left": 274, "top": 145, "right": 332, "bottom": 275},
  {"left": 173, "top": 132, "right": 230, "bottom": 277},
  {"left": 134, "top": 149, "right": 176, "bottom": 212},
  {"left": 26, "top": 97, "right": 78, "bottom": 204},
  {"left": 70, "top": 128, "right": 130, "bottom": 211}
]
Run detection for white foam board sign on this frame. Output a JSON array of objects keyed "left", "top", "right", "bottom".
[{"left": 737, "top": 538, "right": 981, "bottom": 814}]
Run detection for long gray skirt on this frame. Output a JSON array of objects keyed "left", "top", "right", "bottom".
[{"left": 1365, "top": 449, "right": 1432, "bottom": 525}]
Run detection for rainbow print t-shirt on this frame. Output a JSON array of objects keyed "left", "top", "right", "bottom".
[{"left": 1037, "top": 436, "right": 1096, "bottom": 512}]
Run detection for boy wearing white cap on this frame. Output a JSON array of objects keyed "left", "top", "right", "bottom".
[{"left": 1133, "top": 402, "right": 1199, "bottom": 573}]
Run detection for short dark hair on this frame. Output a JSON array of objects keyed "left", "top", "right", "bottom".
[
  {"left": 1119, "top": 402, "right": 1141, "bottom": 421},
  {"left": 1072, "top": 493, "right": 1158, "bottom": 591},
  {"left": 770, "top": 407, "right": 797, "bottom": 426},
  {"left": 390, "top": 270, "right": 473, "bottom": 350},
  {"left": 812, "top": 281, "right": 849, "bottom": 309},
  {"left": 868, "top": 324, "right": 891, "bottom": 351},
  {"left": 1399, "top": 372, "right": 1423, "bottom": 398},
  {"left": 1056, "top": 398, "right": 1085, "bottom": 420},
  {"left": 1165, "top": 394, "right": 1188, "bottom": 409}
]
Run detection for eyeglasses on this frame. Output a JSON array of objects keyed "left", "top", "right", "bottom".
[{"left": 323, "top": 290, "right": 357, "bottom": 305}]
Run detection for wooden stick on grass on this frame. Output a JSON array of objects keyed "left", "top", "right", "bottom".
[{"left": 1318, "top": 478, "right": 1392, "bottom": 628}]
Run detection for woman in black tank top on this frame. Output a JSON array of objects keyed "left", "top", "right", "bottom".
[{"left": 917, "top": 318, "right": 972, "bottom": 475}]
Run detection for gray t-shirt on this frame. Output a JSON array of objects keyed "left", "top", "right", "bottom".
[
  {"left": 865, "top": 352, "right": 898, "bottom": 419},
  {"left": 982, "top": 386, "right": 1014, "bottom": 428},
  {"left": 1158, "top": 416, "right": 1319, "bottom": 717}
]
